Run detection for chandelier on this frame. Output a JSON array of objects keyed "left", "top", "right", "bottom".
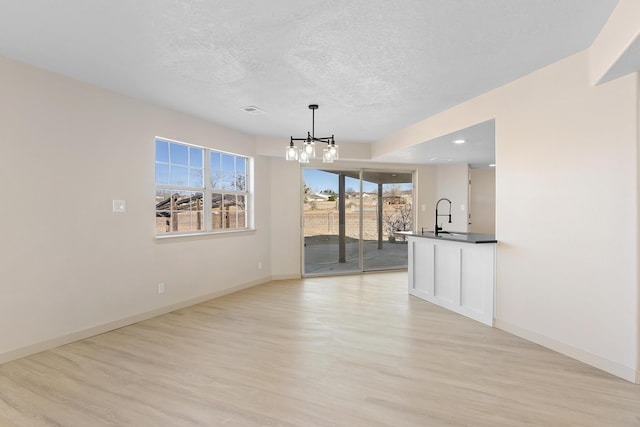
[{"left": 286, "top": 104, "right": 339, "bottom": 163}]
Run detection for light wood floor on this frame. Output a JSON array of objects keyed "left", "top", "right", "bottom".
[{"left": 1, "top": 272, "right": 639, "bottom": 426}]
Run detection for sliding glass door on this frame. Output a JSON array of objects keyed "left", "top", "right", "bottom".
[
  {"left": 361, "top": 171, "right": 413, "bottom": 272},
  {"left": 303, "top": 168, "right": 413, "bottom": 275},
  {"left": 303, "top": 169, "right": 361, "bottom": 275}
]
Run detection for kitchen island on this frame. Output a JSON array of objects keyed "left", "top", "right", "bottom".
[{"left": 398, "top": 231, "right": 497, "bottom": 326}]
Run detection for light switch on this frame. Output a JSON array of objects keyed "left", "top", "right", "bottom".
[{"left": 113, "top": 200, "right": 126, "bottom": 213}]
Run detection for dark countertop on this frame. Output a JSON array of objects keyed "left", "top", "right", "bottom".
[{"left": 395, "top": 230, "right": 497, "bottom": 244}]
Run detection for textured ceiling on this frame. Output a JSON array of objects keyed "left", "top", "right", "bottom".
[{"left": 0, "top": 0, "right": 619, "bottom": 150}]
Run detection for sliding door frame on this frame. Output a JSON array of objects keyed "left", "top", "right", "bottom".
[{"left": 301, "top": 166, "right": 415, "bottom": 277}]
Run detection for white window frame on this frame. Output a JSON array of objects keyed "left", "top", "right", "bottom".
[{"left": 155, "top": 137, "right": 252, "bottom": 237}]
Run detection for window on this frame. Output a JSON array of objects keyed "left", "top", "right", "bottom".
[{"left": 155, "top": 138, "right": 250, "bottom": 235}]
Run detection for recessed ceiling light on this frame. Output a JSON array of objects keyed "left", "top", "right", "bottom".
[
  {"left": 453, "top": 139, "right": 465, "bottom": 144},
  {"left": 240, "top": 105, "right": 265, "bottom": 114}
]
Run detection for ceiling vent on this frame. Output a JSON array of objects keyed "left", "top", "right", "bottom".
[{"left": 240, "top": 105, "right": 265, "bottom": 115}]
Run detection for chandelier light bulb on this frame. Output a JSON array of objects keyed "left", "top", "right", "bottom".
[
  {"left": 286, "top": 143, "right": 299, "bottom": 161},
  {"left": 322, "top": 148, "right": 334, "bottom": 163},
  {"left": 299, "top": 149, "right": 310, "bottom": 164},
  {"left": 305, "top": 141, "right": 316, "bottom": 157}
]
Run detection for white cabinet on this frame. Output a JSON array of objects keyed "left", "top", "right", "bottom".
[{"left": 408, "top": 236, "right": 496, "bottom": 326}]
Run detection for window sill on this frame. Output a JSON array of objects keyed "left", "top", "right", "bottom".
[{"left": 155, "top": 228, "right": 256, "bottom": 242}]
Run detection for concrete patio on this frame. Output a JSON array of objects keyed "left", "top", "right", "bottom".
[{"left": 304, "top": 235, "right": 408, "bottom": 274}]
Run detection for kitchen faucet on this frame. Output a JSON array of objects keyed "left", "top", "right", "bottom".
[{"left": 434, "top": 198, "right": 452, "bottom": 236}]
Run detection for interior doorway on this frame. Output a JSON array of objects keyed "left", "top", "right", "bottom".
[{"left": 303, "top": 168, "right": 413, "bottom": 275}]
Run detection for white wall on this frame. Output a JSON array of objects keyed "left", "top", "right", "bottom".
[
  {"left": 469, "top": 168, "right": 496, "bottom": 234},
  {"left": 637, "top": 72, "right": 640, "bottom": 378},
  {"left": 269, "top": 157, "right": 302, "bottom": 279},
  {"left": 414, "top": 165, "right": 437, "bottom": 232},
  {"left": 374, "top": 51, "right": 639, "bottom": 381},
  {"left": 495, "top": 57, "right": 637, "bottom": 381},
  {"left": 436, "top": 164, "right": 469, "bottom": 232},
  {"left": 0, "top": 55, "right": 273, "bottom": 361}
]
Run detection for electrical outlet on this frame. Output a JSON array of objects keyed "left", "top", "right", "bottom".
[
  {"left": 158, "top": 283, "right": 165, "bottom": 294},
  {"left": 258, "top": 261, "right": 262, "bottom": 270}
]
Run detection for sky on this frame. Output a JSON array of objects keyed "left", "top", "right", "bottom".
[
  {"left": 304, "top": 169, "right": 412, "bottom": 194},
  {"left": 155, "top": 139, "right": 246, "bottom": 189}
]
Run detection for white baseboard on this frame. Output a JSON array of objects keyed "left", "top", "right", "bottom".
[
  {"left": 494, "top": 319, "right": 637, "bottom": 383},
  {"left": 270, "top": 274, "right": 302, "bottom": 281},
  {"left": 0, "top": 277, "right": 272, "bottom": 366}
]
